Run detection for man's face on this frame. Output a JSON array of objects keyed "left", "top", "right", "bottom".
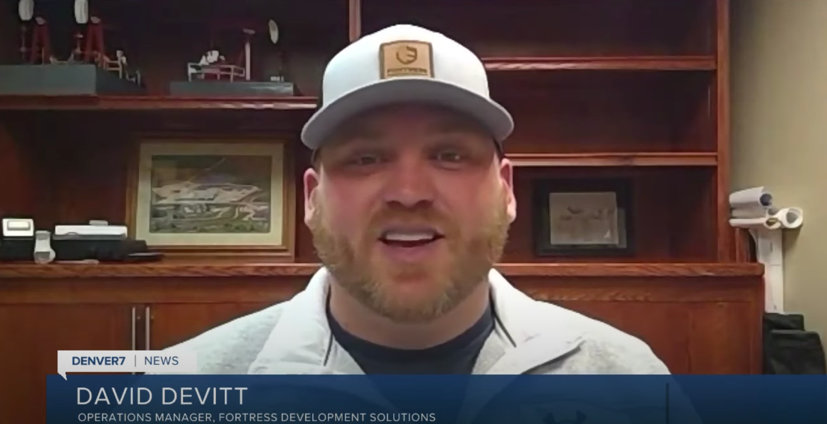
[{"left": 304, "top": 104, "right": 517, "bottom": 323}]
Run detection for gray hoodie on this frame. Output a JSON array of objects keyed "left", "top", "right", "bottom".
[{"left": 162, "top": 268, "right": 670, "bottom": 376}]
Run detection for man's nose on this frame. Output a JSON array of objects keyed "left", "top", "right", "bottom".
[{"left": 381, "top": 155, "right": 436, "bottom": 208}]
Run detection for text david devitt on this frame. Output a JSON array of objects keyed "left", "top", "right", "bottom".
[{"left": 77, "top": 386, "right": 247, "bottom": 406}]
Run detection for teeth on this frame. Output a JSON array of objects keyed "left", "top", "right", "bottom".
[{"left": 383, "top": 232, "right": 436, "bottom": 242}]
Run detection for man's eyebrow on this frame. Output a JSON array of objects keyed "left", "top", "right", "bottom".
[
  {"left": 327, "top": 125, "right": 382, "bottom": 148},
  {"left": 429, "top": 120, "right": 487, "bottom": 135}
]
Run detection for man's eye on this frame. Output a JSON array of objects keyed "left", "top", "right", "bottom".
[
  {"left": 434, "top": 151, "right": 464, "bottom": 162},
  {"left": 348, "top": 154, "right": 382, "bottom": 166}
]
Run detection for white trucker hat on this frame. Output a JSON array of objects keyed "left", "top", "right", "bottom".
[{"left": 300, "top": 24, "right": 514, "bottom": 150}]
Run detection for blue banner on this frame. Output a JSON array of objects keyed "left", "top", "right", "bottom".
[{"left": 48, "top": 375, "right": 827, "bottom": 424}]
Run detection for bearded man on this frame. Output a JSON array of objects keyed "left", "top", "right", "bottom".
[{"left": 165, "top": 24, "right": 669, "bottom": 376}]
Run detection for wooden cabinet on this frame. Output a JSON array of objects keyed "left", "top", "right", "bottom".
[
  {"left": 0, "top": 304, "right": 133, "bottom": 424},
  {"left": 0, "top": 1, "right": 762, "bottom": 423},
  {"left": 0, "top": 274, "right": 289, "bottom": 424},
  {"left": 147, "top": 302, "right": 273, "bottom": 350},
  {"left": 0, "top": 263, "right": 763, "bottom": 423}
]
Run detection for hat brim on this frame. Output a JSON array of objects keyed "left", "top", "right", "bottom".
[{"left": 301, "top": 78, "right": 514, "bottom": 150}]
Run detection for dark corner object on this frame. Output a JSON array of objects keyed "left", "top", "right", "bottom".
[{"left": 763, "top": 312, "right": 826, "bottom": 374}]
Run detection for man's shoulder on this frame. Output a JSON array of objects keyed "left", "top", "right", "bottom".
[
  {"left": 162, "top": 301, "right": 287, "bottom": 374},
  {"left": 528, "top": 300, "right": 670, "bottom": 374}
]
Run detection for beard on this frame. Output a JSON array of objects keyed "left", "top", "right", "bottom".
[{"left": 308, "top": 191, "right": 511, "bottom": 324}]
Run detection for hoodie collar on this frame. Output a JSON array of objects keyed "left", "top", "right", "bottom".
[{"left": 248, "top": 267, "right": 584, "bottom": 375}]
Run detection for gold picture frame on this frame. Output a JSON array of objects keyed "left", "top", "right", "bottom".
[{"left": 125, "top": 135, "right": 295, "bottom": 260}]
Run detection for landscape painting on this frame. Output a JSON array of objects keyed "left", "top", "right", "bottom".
[
  {"left": 149, "top": 155, "right": 272, "bottom": 234},
  {"left": 130, "top": 140, "right": 291, "bottom": 253}
]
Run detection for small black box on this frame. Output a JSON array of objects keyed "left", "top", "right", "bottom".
[
  {"left": 52, "top": 236, "right": 149, "bottom": 262},
  {"left": 0, "top": 238, "right": 34, "bottom": 262}
]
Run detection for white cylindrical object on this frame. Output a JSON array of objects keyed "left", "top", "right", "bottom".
[
  {"left": 74, "top": 0, "right": 88, "bottom": 24},
  {"left": 18, "top": 0, "right": 33, "bottom": 21},
  {"left": 245, "top": 41, "right": 251, "bottom": 80},
  {"left": 730, "top": 186, "right": 773, "bottom": 210},
  {"left": 33, "top": 230, "right": 55, "bottom": 264},
  {"left": 774, "top": 207, "right": 804, "bottom": 229},
  {"left": 731, "top": 206, "right": 778, "bottom": 219},
  {"left": 729, "top": 217, "right": 782, "bottom": 230}
]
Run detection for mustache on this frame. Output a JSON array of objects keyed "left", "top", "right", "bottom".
[{"left": 365, "top": 204, "right": 457, "bottom": 238}]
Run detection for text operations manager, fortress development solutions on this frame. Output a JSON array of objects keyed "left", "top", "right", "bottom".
[{"left": 74, "top": 411, "right": 439, "bottom": 423}]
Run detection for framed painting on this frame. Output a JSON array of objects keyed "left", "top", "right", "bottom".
[
  {"left": 126, "top": 136, "right": 295, "bottom": 259},
  {"left": 532, "top": 178, "right": 635, "bottom": 257}
]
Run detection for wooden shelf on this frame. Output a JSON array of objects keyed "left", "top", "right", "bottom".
[
  {"left": 0, "top": 95, "right": 319, "bottom": 111},
  {"left": 509, "top": 152, "right": 718, "bottom": 167},
  {"left": 0, "top": 262, "right": 762, "bottom": 280},
  {"left": 0, "top": 56, "right": 714, "bottom": 112},
  {"left": 483, "top": 56, "right": 716, "bottom": 72}
]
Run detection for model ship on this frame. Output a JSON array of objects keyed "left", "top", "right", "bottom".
[
  {"left": 0, "top": 0, "right": 145, "bottom": 95},
  {"left": 169, "top": 19, "right": 295, "bottom": 97}
]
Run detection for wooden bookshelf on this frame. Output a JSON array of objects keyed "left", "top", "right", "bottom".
[
  {"left": 0, "top": 1, "right": 760, "bottom": 422},
  {"left": 0, "top": 55, "right": 717, "bottom": 110}
]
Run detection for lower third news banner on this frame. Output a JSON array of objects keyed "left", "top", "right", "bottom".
[{"left": 49, "top": 351, "right": 827, "bottom": 424}]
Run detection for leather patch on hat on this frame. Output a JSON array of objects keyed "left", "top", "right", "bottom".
[{"left": 379, "top": 40, "right": 434, "bottom": 79}]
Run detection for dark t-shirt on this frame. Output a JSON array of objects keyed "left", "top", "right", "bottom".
[
  {"left": 327, "top": 302, "right": 495, "bottom": 375},
  {"left": 327, "top": 301, "right": 495, "bottom": 419}
]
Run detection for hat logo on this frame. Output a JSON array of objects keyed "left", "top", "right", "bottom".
[
  {"left": 395, "top": 45, "right": 418, "bottom": 64},
  {"left": 380, "top": 40, "right": 434, "bottom": 79}
]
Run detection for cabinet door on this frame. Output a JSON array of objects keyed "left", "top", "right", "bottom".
[
  {"left": 144, "top": 302, "right": 273, "bottom": 350},
  {"left": 0, "top": 304, "right": 134, "bottom": 424}
]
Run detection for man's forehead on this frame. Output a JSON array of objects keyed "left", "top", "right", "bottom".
[{"left": 333, "top": 104, "right": 488, "bottom": 140}]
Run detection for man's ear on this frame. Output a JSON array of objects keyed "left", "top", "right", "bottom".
[
  {"left": 499, "top": 158, "right": 517, "bottom": 223},
  {"left": 303, "top": 167, "right": 321, "bottom": 226}
]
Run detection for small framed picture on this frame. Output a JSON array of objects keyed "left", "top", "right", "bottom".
[
  {"left": 125, "top": 135, "right": 295, "bottom": 259},
  {"left": 532, "top": 178, "right": 634, "bottom": 257}
]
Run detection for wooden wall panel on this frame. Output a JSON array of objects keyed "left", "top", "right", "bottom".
[{"left": 0, "top": 122, "right": 46, "bottom": 219}]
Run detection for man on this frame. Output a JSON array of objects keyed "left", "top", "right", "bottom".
[{"left": 166, "top": 24, "right": 669, "bottom": 375}]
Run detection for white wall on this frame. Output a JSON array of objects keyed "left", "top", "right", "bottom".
[{"left": 731, "top": 0, "right": 827, "bottom": 337}]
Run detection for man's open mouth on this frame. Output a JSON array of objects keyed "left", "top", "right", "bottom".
[{"left": 378, "top": 228, "right": 445, "bottom": 248}]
